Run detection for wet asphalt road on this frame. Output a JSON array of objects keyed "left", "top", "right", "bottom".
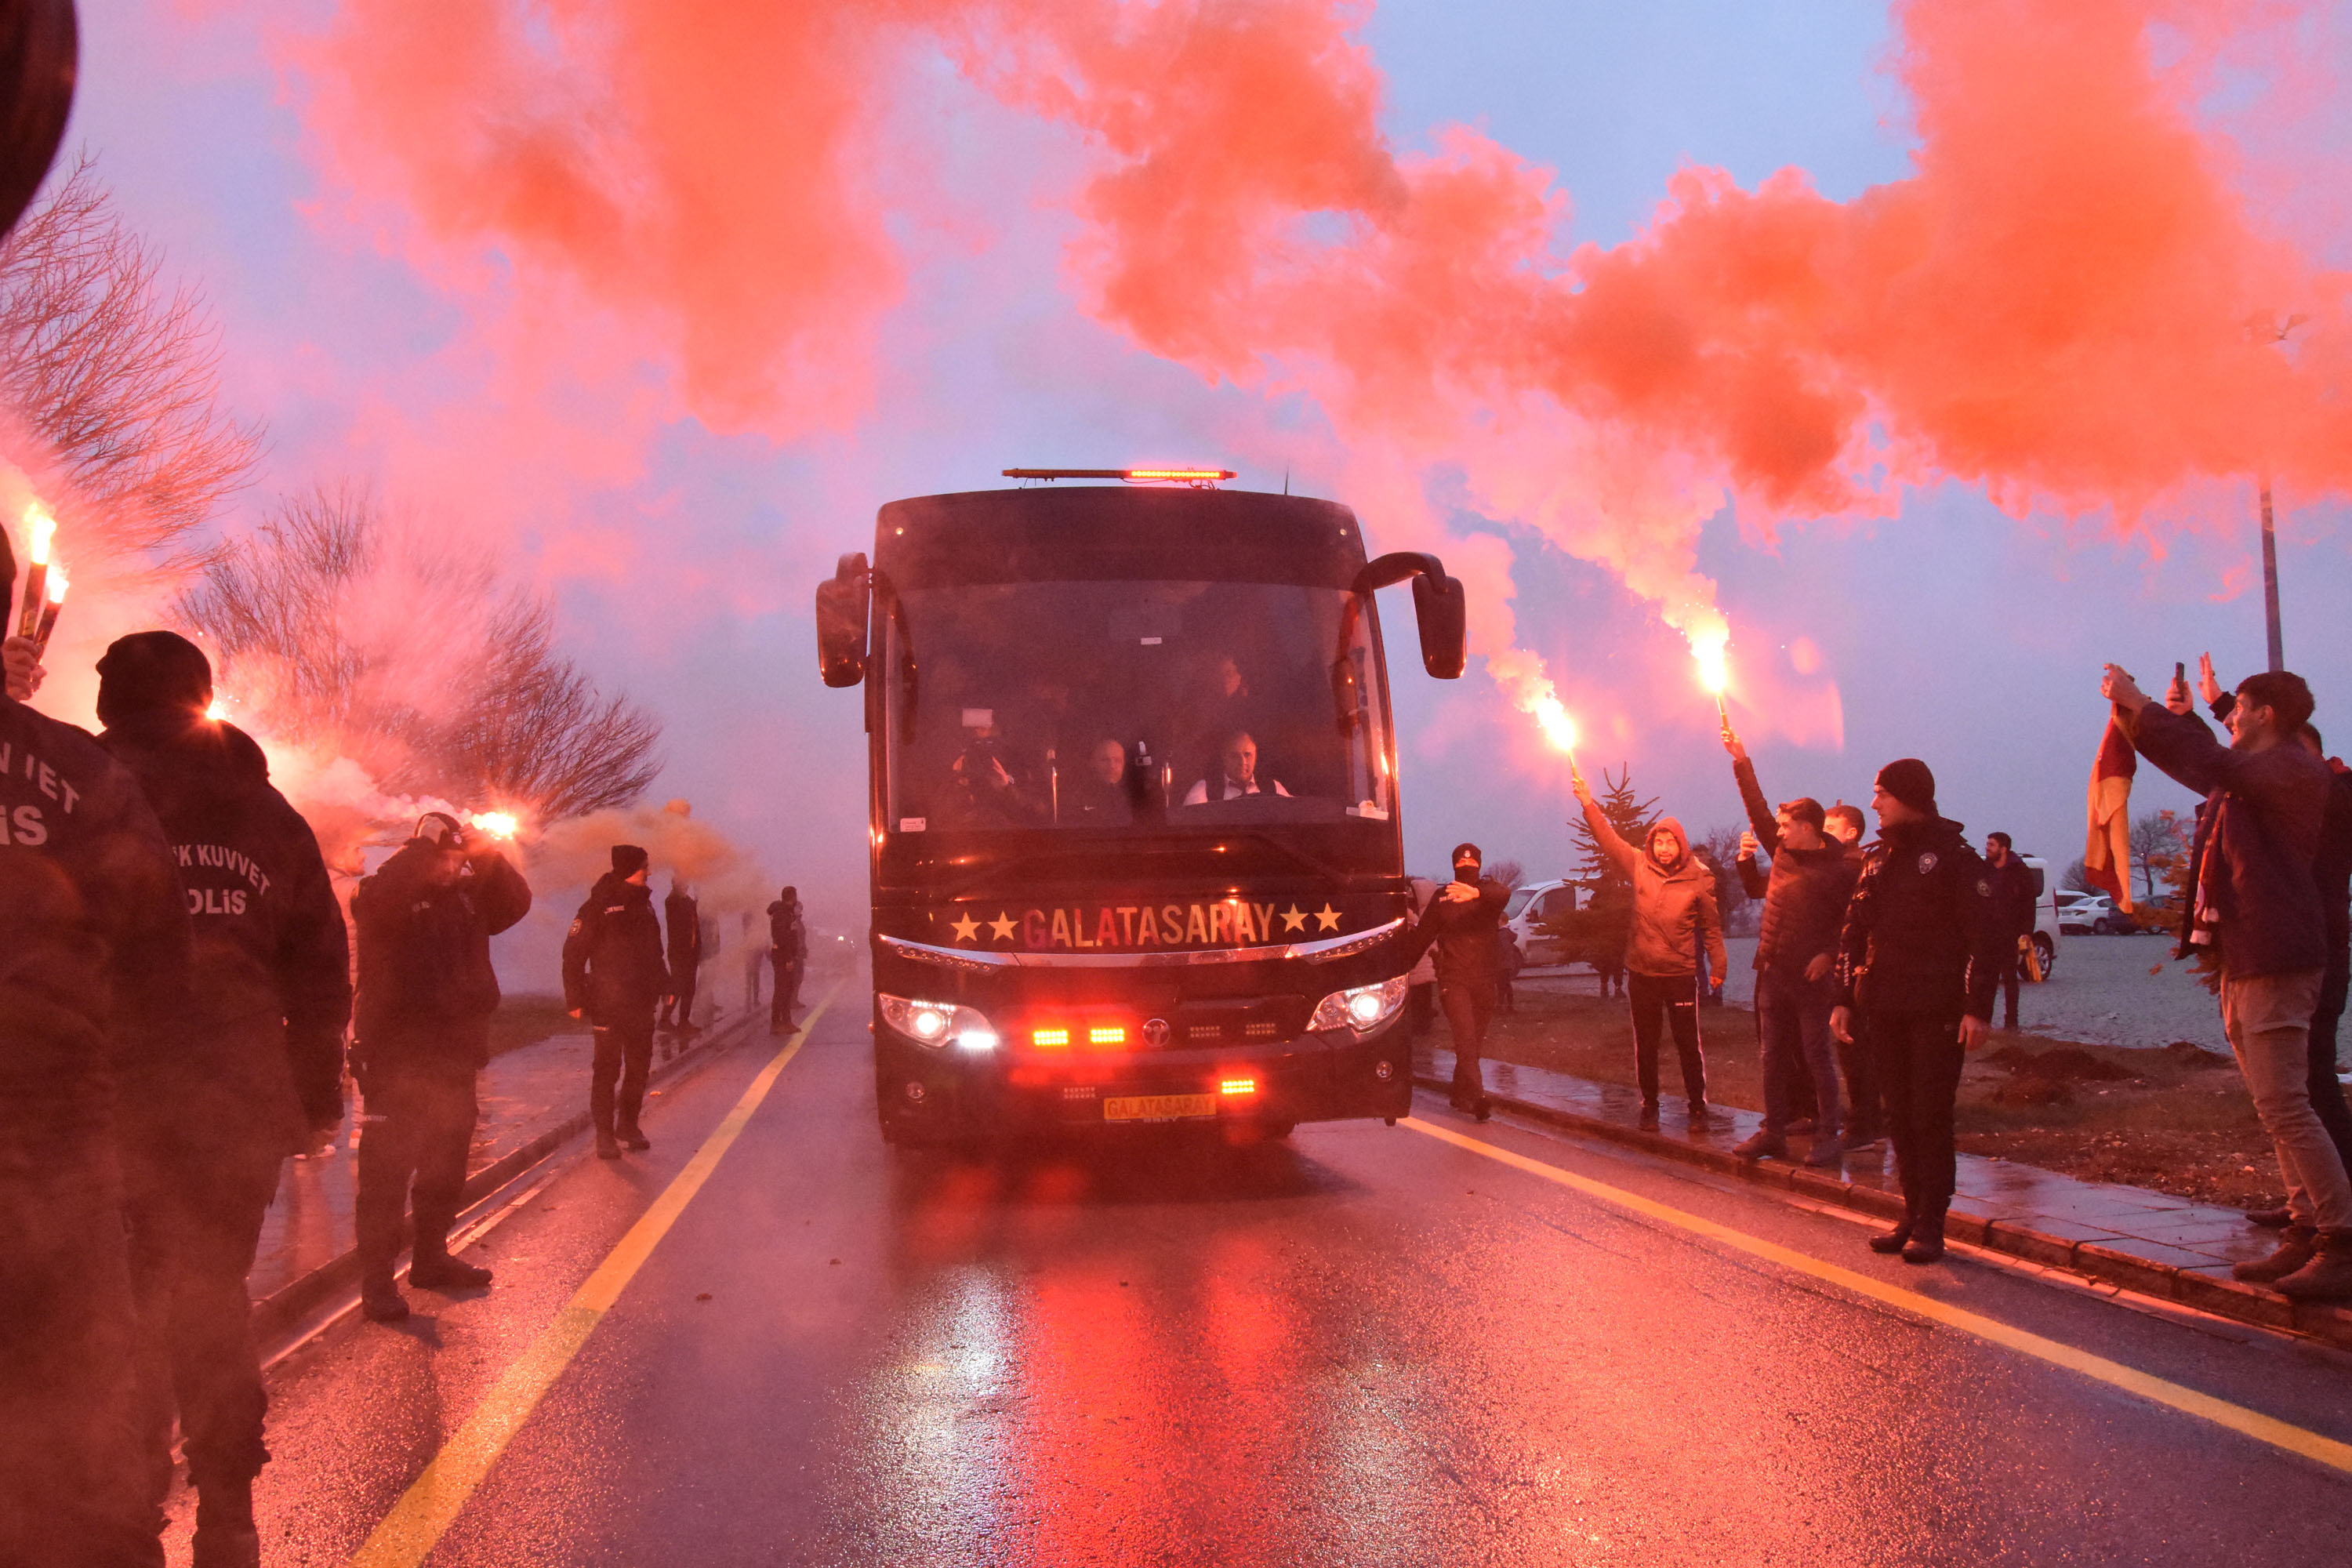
[{"left": 202, "top": 983, "right": 2352, "bottom": 1566}]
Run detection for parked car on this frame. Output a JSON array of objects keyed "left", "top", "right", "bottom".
[
  {"left": 2057, "top": 891, "right": 2129, "bottom": 935},
  {"left": 2019, "top": 855, "right": 2063, "bottom": 978},
  {"left": 1504, "top": 879, "right": 1585, "bottom": 966}
]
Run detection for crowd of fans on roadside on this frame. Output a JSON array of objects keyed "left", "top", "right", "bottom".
[{"left": 1413, "top": 655, "right": 2352, "bottom": 1300}]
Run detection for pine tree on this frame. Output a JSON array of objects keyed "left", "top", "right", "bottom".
[{"left": 1570, "top": 764, "right": 1658, "bottom": 892}]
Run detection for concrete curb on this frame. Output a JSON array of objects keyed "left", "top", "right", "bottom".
[
  {"left": 1417, "top": 1071, "right": 2352, "bottom": 1352},
  {"left": 250, "top": 1014, "right": 760, "bottom": 1348}
]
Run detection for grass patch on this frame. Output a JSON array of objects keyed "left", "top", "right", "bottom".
[
  {"left": 1483, "top": 982, "right": 2288, "bottom": 1210},
  {"left": 488, "top": 993, "right": 591, "bottom": 1058}
]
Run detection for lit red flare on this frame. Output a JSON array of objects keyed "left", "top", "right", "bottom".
[
  {"left": 469, "top": 810, "right": 521, "bottom": 840},
  {"left": 15, "top": 503, "right": 54, "bottom": 640},
  {"left": 30, "top": 564, "right": 65, "bottom": 654}
]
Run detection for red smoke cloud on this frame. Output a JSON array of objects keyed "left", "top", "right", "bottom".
[{"left": 292, "top": 1, "right": 2351, "bottom": 713}]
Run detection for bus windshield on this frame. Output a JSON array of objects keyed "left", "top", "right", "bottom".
[{"left": 880, "top": 578, "right": 1393, "bottom": 843}]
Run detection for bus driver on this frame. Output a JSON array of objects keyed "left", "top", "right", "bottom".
[{"left": 1183, "top": 731, "right": 1292, "bottom": 806}]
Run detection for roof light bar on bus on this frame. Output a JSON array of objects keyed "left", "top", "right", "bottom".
[{"left": 1001, "top": 466, "right": 1237, "bottom": 486}]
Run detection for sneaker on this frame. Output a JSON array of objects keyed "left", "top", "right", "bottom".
[
  {"left": 618, "top": 1123, "right": 652, "bottom": 1151},
  {"left": 1901, "top": 1217, "right": 1947, "bottom": 1264},
  {"left": 596, "top": 1129, "right": 622, "bottom": 1159},
  {"left": 1473, "top": 1098, "right": 1493, "bottom": 1123},
  {"left": 1686, "top": 1102, "right": 1716, "bottom": 1130},
  {"left": 1867, "top": 1223, "right": 1913, "bottom": 1254},
  {"left": 410, "top": 1254, "right": 493, "bottom": 1290},
  {"left": 2275, "top": 1230, "right": 2352, "bottom": 1301},
  {"left": 1733, "top": 1130, "right": 1788, "bottom": 1160},
  {"left": 1802, "top": 1138, "right": 1846, "bottom": 1168},
  {"left": 361, "top": 1275, "right": 409, "bottom": 1322},
  {"left": 1637, "top": 1102, "right": 1661, "bottom": 1131},
  {"left": 2245, "top": 1205, "right": 2293, "bottom": 1229},
  {"left": 2231, "top": 1225, "right": 2318, "bottom": 1283}
]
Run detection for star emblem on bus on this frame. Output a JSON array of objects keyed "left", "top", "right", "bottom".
[
  {"left": 949, "top": 913, "right": 979, "bottom": 943},
  {"left": 988, "top": 912, "right": 1018, "bottom": 942},
  {"left": 1313, "top": 904, "right": 1341, "bottom": 931},
  {"left": 1279, "top": 905, "right": 1307, "bottom": 932}
]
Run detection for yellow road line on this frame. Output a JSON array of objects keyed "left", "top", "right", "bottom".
[
  {"left": 350, "top": 989, "right": 838, "bottom": 1566},
  {"left": 1402, "top": 1115, "right": 2352, "bottom": 1477}
]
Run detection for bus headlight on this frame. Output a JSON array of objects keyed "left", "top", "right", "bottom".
[
  {"left": 878, "top": 993, "right": 999, "bottom": 1051},
  {"left": 1308, "top": 975, "right": 1409, "bottom": 1034}
]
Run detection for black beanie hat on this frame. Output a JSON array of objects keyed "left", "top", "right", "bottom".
[
  {"left": 612, "top": 844, "right": 649, "bottom": 877},
  {"left": 1875, "top": 758, "right": 1937, "bottom": 816},
  {"left": 96, "top": 631, "right": 213, "bottom": 725},
  {"left": 1451, "top": 841, "right": 1482, "bottom": 868}
]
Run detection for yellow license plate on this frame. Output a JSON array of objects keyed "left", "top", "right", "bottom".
[{"left": 1102, "top": 1093, "right": 1219, "bottom": 1122}]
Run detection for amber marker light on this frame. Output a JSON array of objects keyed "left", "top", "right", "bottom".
[
  {"left": 1087, "top": 1025, "right": 1127, "bottom": 1047},
  {"left": 1031, "top": 1027, "right": 1070, "bottom": 1048},
  {"left": 1221, "top": 1077, "right": 1258, "bottom": 1096}
]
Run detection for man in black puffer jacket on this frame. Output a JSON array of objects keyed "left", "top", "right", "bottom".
[
  {"left": 351, "top": 811, "right": 532, "bottom": 1322},
  {"left": 93, "top": 633, "right": 351, "bottom": 1566},
  {"left": 1403, "top": 843, "right": 1512, "bottom": 1120},
  {"left": 2, "top": 619, "right": 192, "bottom": 1567},
  {"left": 564, "top": 846, "right": 670, "bottom": 1158},
  {"left": 1832, "top": 758, "right": 2005, "bottom": 1263}
]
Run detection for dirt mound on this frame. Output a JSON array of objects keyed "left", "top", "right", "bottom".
[{"left": 1984, "top": 1045, "right": 2136, "bottom": 1106}]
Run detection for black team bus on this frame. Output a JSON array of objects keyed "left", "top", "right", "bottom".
[{"left": 813, "top": 468, "right": 1466, "bottom": 1145}]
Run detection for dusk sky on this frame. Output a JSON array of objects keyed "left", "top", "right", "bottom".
[{"left": 53, "top": 0, "right": 2352, "bottom": 936}]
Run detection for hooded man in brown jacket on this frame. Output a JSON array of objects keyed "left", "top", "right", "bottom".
[{"left": 1576, "top": 769, "right": 1730, "bottom": 1130}]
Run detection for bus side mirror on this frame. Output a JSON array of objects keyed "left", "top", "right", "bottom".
[
  {"left": 1410, "top": 572, "right": 1465, "bottom": 679},
  {"left": 1357, "top": 551, "right": 1468, "bottom": 680},
  {"left": 815, "top": 552, "right": 869, "bottom": 688}
]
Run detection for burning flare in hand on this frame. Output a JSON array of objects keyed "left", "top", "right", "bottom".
[
  {"left": 469, "top": 811, "right": 521, "bottom": 840},
  {"left": 1690, "top": 624, "right": 1732, "bottom": 724}
]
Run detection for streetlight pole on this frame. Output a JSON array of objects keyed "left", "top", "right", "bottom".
[
  {"left": 2250, "top": 312, "right": 2304, "bottom": 673},
  {"left": 2260, "top": 478, "right": 2284, "bottom": 673}
]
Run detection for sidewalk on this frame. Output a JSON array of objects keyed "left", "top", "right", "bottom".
[
  {"left": 248, "top": 1008, "right": 760, "bottom": 1343},
  {"left": 1417, "top": 1040, "right": 2352, "bottom": 1352}
]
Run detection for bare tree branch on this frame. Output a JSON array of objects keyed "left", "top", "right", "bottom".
[
  {"left": 0, "top": 154, "right": 261, "bottom": 558},
  {"left": 176, "top": 486, "right": 662, "bottom": 822}
]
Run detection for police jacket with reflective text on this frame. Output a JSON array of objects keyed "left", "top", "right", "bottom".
[
  {"left": 100, "top": 710, "right": 351, "bottom": 1152},
  {"left": 564, "top": 873, "right": 670, "bottom": 1022},
  {"left": 0, "top": 694, "right": 192, "bottom": 1152}
]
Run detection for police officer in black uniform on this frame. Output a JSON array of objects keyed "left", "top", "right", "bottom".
[
  {"left": 1831, "top": 758, "right": 2005, "bottom": 1262},
  {"left": 93, "top": 633, "right": 351, "bottom": 1567},
  {"left": 769, "top": 885, "right": 807, "bottom": 1032},
  {"left": 1406, "top": 843, "right": 1512, "bottom": 1120},
  {"left": 564, "top": 845, "right": 670, "bottom": 1158},
  {"left": 659, "top": 877, "right": 702, "bottom": 1036},
  {"left": 350, "top": 811, "right": 532, "bottom": 1322},
  {"left": 2, "top": 561, "right": 194, "bottom": 1568}
]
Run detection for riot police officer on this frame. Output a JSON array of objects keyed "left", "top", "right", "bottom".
[{"left": 95, "top": 632, "right": 351, "bottom": 1566}]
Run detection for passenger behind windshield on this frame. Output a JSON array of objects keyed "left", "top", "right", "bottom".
[
  {"left": 1182, "top": 731, "right": 1292, "bottom": 806},
  {"left": 942, "top": 709, "right": 1043, "bottom": 828},
  {"left": 1070, "top": 738, "right": 1139, "bottom": 825}
]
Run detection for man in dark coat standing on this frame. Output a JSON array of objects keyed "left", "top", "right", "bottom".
[
  {"left": 1832, "top": 759, "right": 2005, "bottom": 1263},
  {"left": 565, "top": 846, "right": 670, "bottom": 1159},
  {"left": 769, "top": 885, "right": 807, "bottom": 1033},
  {"left": 351, "top": 812, "right": 532, "bottom": 1322},
  {"left": 2115, "top": 663, "right": 2350, "bottom": 1299},
  {"left": 659, "top": 877, "right": 702, "bottom": 1036},
  {"left": 2, "top": 612, "right": 193, "bottom": 1567},
  {"left": 1726, "top": 728, "right": 1860, "bottom": 1168},
  {"left": 1406, "top": 843, "right": 1511, "bottom": 1120},
  {"left": 1982, "top": 832, "right": 2038, "bottom": 1030},
  {"left": 94, "top": 633, "right": 351, "bottom": 1566}
]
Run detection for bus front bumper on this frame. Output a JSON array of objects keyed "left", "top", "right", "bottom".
[{"left": 873, "top": 1022, "right": 1414, "bottom": 1142}]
